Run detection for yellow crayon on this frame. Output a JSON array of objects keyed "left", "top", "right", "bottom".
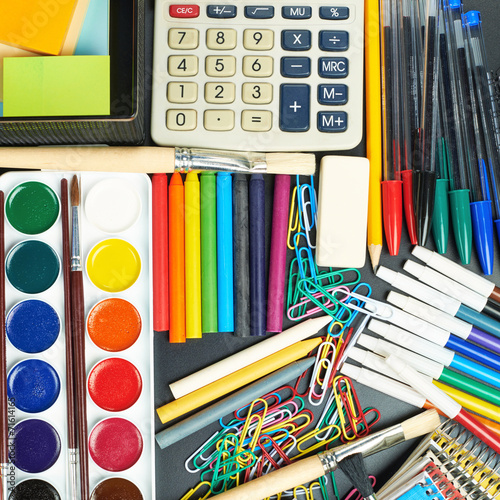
[{"left": 185, "top": 172, "right": 202, "bottom": 339}]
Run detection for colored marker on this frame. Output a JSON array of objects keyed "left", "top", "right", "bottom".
[
  {"left": 267, "top": 174, "right": 291, "bottom": 333},
  {"left": 357, "top": 335, "right": 500, "bottom": 407},
  {"left": 185, "top": 172, "right": 202, "bottom": 339},
  {"left": 249, "top": 174, "right": 266, "bottom": 336},
  {"left": 404, "top": 259, "right": 500, "bottom": 322},
  {"left": 412, "top": 245, "right": 500, "bottom": 302},
  {"left": 377, "top": 266, "right": 500, "bottom": 339},
  {"left": 168, "top": 172, "right": 186, "bottom": 343},
  {"left": 200, "top": 173, "right": 218, "bottom": 333},
  {"left": 386, "top": 291, "right": 500, "bottom": 360},
  {"left": 368, "top": 319, "right": 500, "bottom": 390},
  {"left": 152, "top": 173, "right": 169, "bottom": 332},
  {"left": 348, "top": 348, "right": 500, "bottom": 424},
  {"left": 386, "top": 354, "right": 500, "bottom": 455},
  {"left": 232, "top": 174, "right": 251, "bottom": 337},
  {"left": 217, "top": 173, "right": 234, "bottom": 333},
  {"left": 341, "top": 362, "right": 500, "bottom": 436},
  {"left": 155, "top": 357, "right": 316, "bottom": 449}
]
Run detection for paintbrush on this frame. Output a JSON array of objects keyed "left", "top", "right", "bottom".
[
  {"left": 338, "top": 453, "right": 377, "bottom": 500},
  {"left": 61, "top": 179, "right": 78, "bottom": 500},
  {"left": 70, "top": 176, "right": 89, "bottom": 500},
  {"left": 0, "top": 146, "right": 316, "bottom": 175},
  {"left": 0, "top": 191, "right": 7, "bottom": 500},
  {"left": 214, "top": 409, "right": 440, "bottom": 500}
]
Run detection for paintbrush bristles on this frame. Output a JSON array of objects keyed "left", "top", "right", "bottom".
[
  {"left": 338, "top": 453, "right": 375, "bottom": 499},
  {"left": 401, "top": 409, "right": 440, "bottom": 440},
  {"left": 265, "top": 153, "right": 316, "bottom": 175},
  {"left": 70, "top": 175, "right": 80, "bottom": 206}
]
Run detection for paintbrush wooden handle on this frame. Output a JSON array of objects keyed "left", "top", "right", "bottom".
[
  {"left": 215, "top": 455, "right": 325, "bottom": 500},
  {"left": 0, "top": 146, "right": 177, "bottom": 173}
]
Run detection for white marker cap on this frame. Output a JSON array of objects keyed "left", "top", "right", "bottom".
[
  {"left": 403, "top": 260, "right": 487, "bottom": 312},
  {"left": 387, "top": 291, "right": 471, "bottom": 340},
  {"left": 412, "top": 246, "right": 495, "bottom": 298},
  {"left": 386, "top": 354, "right": 461, "bottom": 418}
]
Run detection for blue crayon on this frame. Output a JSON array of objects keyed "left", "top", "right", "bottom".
[{"left": 217, "top": 173, "right": 234, "bottom": 332}]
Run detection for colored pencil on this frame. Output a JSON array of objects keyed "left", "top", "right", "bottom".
[
  {"left": 152, "top": 173, "right": 169, "bottom": 332},
  {"left": 232, "top": 174, "right": 251, "bottom": 337},
  {"left": 249, "top": 174, "right": 266, "bottom": 336},
  {"left": 169, "top": 172, "right": 186, "bottom": 343},
  {"left": 70, "top": 176, "right": 89, "bottom": 500},
  {"left": 365, "top": 0, "right": 383, "bottom": 269},
  {"left": 267, "top": 175, "right": 290, "bottom": 332},
  {"left": 217, "top": 173, "right": 234, "bottom": 333},
  {"left": 61, "top": 179, "right": 78, "bottom": 500},
  {"left": 200, "top": 173, "right": 218, "bottom": 333},
  {"left": 185, "top": 172, "right": 202, "bottom": 339}
]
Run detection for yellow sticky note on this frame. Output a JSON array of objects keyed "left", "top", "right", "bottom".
[
  {"left": 0, "top": 0, "right": 78, "bottom": 55},
  {"left": 3, "top": 55, "right": 110, "bottom": 117}
]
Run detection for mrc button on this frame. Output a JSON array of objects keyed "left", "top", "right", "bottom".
[
  {"left": 318, "top": 57, "right": 348, "bottom": 78},
  {"left": 169, "top": 4, "right": 200, "bottom": 17}
]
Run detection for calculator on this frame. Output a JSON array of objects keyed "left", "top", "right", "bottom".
[{"left": 151, "top": 0, "right": 365, "bottom": 152}]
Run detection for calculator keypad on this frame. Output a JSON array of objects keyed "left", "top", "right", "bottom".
[{"left": 152, "top": 0, "right": 364, "bottom": 151}]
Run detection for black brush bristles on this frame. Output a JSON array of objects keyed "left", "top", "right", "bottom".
[{"left": 338, "top": 453, "right": 375, "bottom": 499}]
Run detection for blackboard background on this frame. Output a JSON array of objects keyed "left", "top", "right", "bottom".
[{"left": 145, "top": 1, "right": 500, "bottom": 498}]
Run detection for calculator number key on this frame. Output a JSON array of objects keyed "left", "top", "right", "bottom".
[
  {"left": 281, "top": 30, "right": 311, "bottom": 51},
  {"left": 319, "top": 7, "right": 350, "bottom": 20},
  {"left": 243, "top": 56, "right": 274, "bottom": 77},
  {"left": 242, "top": 83, "right": 273, "bottom": 104},
  {"left": 167, "top": 82, "right": 198, "bottom": 103},
  {"left": 205, "top": 56, "right": 236, "bottom": 77},
  {"left": 243, "top": 30, "right": 274, "bottom": 51},
  {"left": 317, "top": 111, "right": 347, "bottom": 132},
  {"left": 280, "top": 84, "right": 310, "bottom": 132},
  {"left": 318, "top": 84, "right": 347, "bottom": 105},
  {"left": 168, "top": 28, "right": 199, "bottom": 49},
  {"left": 319, "top": 31, "right": 349, "bottom": 51},
  {"left": 205, "top": 82, "right": 236, "bottom": 103},
  {"left": 204, "top": 110, "right": 235, "bottom": 131},
  {"left": 206, "top": 29, "right": 237, "bottom": 50},
  {"left": 318, "top": 57, "right": 348, "bottom": 78},
  {"left": 166, "top": 109, "right": 197, "bottom": 130},
  {"left": 241, "top": 110, "right": 273, "bottom": 131},
  {"left": 168, "top": 55, "right": 199, "bottom": 76}
]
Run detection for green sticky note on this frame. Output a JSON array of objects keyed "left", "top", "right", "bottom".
[{"left": 3, "top": 55, "right": 110, "bottom": 117}]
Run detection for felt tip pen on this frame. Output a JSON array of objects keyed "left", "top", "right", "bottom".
[
  {"left": 412, "top": 245, "right": 498, "bottom": 299},
  {"left": 404, "top": 260, "right": 500, "bottom": 325},
  {"left": 368, "top": 319, "right": 500, "bottom": 391},
  {"left": 216, "top": 172, "right": 234, "bottom": 333},
  {"left": 386, "top": 354, "right": 500, "bottom": 455},
  {"left": 376, "top": 265, "right": 500, "bottom": 339},
  {"left": 341, "top": 362, "right": 500, "bottom": 437},
  {"left": 386, "top": 291, "right": 500, "bottom": 357},
  {"left": 349, "top": 347, "right": 500, "bottom": 423},
  {"left": 357, "top": 335, "right": 500, "bottom": 407}
]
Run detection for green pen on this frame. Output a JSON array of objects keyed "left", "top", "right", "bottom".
[{"left": 200, "top": 172, "right": 218, "bottom": 333}]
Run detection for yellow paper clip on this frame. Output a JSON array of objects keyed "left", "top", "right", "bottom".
[{"left": 287, "top": 186, "right": 301, "bottom": 250}]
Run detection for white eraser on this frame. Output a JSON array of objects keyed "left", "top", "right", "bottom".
[{"left": 316, "top": 155, "right": 370, "bottom": 268}]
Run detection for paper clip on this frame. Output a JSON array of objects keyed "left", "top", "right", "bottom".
[
  {"left": 258, "top": 435, "right": 292, "bottom": 469},
  {"left": 293, "top": 484, "right": 312, "bottom": 499},
  {"left": 308, "top": 340, "right": 335, "bottom": 407},
  {"left": 293, "top": 423, "right": 342, "bottom": 458},
  {"left": 185, "top": 430, "right": 224, "bottom": 473},
  {"left": 180, "top": 481, "right": 212, "bottom": 500},
  {"left": 235, "top": 394, "right": 276, "bottom": 421},
  {"left": 294, "top": 233, "right": 318, "bottom": 288},
  {"left": 298, "top": 180, "right": 317, "bottom": 249},
  {"left": 238, "top": 399, "right": 267, "bottom": 454},
  {"left": 287, "top": 186, "right": 301, "bottom": 250}
]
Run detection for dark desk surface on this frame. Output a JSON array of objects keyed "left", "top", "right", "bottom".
[{"left": 147, "top": 0, "right": 500, "bottom": 497}]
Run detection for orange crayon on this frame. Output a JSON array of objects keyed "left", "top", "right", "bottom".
[{"left": 169, "top": 173, "right": 186, "bottom": 343}]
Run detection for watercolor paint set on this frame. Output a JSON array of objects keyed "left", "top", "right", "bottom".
[{"left": 0, "top": 171, "right": 153, "bottom": 499}]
